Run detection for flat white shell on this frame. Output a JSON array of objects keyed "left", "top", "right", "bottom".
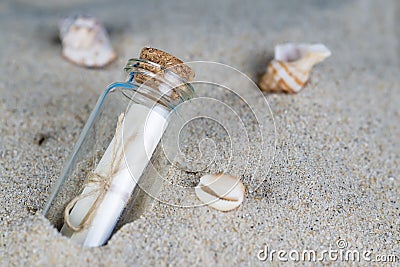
[
  {"left": 59, "top": 15, "right": 116, "bottom": 67},
  {"left": 195, "top": 173, "right": 245, "bottom": 211}
]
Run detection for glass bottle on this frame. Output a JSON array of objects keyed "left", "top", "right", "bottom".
[{"left": 43, "top": 48, "right": 195, "bottom": 247}]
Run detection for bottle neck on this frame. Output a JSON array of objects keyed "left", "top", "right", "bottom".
[{"left": 124, "top": 59, "right": 195, "bottom": 110}]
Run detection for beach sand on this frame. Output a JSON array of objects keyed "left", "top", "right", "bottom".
[{"left": 1, "top": 0, "right": 399, "bottom": 265}]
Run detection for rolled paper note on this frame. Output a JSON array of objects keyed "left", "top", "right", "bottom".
[{"left": 61, "top": 104, "right": 168, "bottom": 247}]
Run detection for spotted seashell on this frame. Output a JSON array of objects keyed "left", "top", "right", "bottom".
[
  {"left": 259, "top": 43, "right": 331, "bottom": 93},
  {"left": 59, "top": 15, "right": 116, "bottom": 68},
  {"left": 195, "top": 173, "right": 245, "bottom": 211}
]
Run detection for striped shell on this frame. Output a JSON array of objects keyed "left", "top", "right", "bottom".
[
  {"left": 59, "top": 15, "right": 116, "bottom": 68},
  {"left": 259, "top": 43, "right": 331, "bottom": 93},
  {"left": 195, "top": 173, "right": 245, "bottom": 211}
]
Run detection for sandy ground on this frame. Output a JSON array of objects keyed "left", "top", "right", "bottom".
[{"left": 1, "top": 0, "right": 399, "bottom": 266}]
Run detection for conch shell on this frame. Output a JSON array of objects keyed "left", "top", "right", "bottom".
[
  {"left": 259, "top": 43, "right": 331, "bottom": 93},
  {"left": 59, "top": 15, "right": 116, "bottom": 68}
]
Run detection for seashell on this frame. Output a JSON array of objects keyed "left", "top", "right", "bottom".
[
  {"left": 59, "top": 15, "right": 116, "bottom": 68},
  {"left": 258, "top": 43, "right": 331, "bottom": 93},
  {"left": 195, "top": 173, "right": 245, "bottom": 211}
]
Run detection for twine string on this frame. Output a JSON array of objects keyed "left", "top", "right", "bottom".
[{"left": 64, "top": 113, "right": 125, "bottom": 232}]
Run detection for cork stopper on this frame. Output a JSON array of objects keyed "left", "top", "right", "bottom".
[{"left": 134, "top": 47, "right": 195, "bottom": 99}]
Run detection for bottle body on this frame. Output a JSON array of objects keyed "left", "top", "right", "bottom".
[{"left": 43, "top": 58, "right": 194, "bottom": 247}]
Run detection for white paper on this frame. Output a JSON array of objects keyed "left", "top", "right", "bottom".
[{"left": 61, "top": 104, "right": 168, "bottom": 247}]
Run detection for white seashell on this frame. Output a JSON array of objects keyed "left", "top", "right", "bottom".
[
  {"left": 59, "top": 15, "right": 116, "bottom": 68},
  {"left": 195, "top": 173, "right": 245, "bottom": 211},
  {"left": 259, "top": 43, "right": 331, "bottom": 93}
]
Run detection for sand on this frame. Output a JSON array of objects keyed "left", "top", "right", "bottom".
[{"left": 1, "top": 0, "right": 399, "bottom": 265}]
